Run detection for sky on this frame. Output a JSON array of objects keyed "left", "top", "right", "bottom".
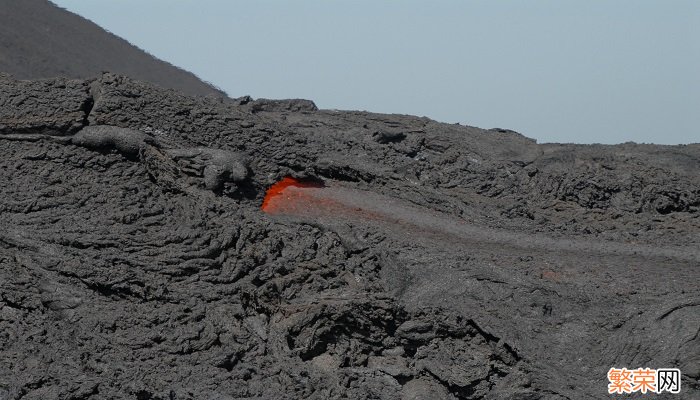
[{"left": 52, "top": 0, "right": 699, "bottom": 145}]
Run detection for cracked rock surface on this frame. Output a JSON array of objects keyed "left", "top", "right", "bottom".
[{"left": 1, "top": 73, "right": 699, "bottom": 399}]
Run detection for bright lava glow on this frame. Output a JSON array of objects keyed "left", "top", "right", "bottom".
[{"left": 261, "top": 177, "right": 324, "bottom": 214}]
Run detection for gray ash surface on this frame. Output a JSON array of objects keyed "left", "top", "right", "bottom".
[
  {"left": 0, "top": 0, "right": 224, "bottom": 98},
  {"left": 1, "top": 73, "right": 699, "bottom": 399}
]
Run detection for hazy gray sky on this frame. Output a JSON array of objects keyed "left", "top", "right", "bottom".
[{"left": 53, "top": 0, "right": 699, "bottom": 144}]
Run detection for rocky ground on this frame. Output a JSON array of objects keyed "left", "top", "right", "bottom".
[{"left": 1, "top": 73, "right": 698, "bottom": 399}]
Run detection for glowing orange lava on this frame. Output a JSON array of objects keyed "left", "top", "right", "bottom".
[
  {"left": 261, "top": 177, "right": 324, "bottom": 213},
  {"left": 260, "top": 177, "right": 442, "bottom": 237},
  {"left": 261, "top": 176, "right": 388, "bottom": 223}
]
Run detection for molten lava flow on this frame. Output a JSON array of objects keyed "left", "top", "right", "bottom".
[
  {"left": 261, "top": 176, "right": 390, "bottom": 221},
  {"left": 261, "top": 177, "right": 325, "bottom": 214},
  {"left": 260, "top": 175, "right": 470, "bottom": 248}
]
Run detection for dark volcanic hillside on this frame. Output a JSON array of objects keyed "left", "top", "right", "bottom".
[
  {"left": 1, "top": 73, "right": 699, "bottom": 399},
  {"left": 0, "top": 0, "right": 224, "bottom": 97}
]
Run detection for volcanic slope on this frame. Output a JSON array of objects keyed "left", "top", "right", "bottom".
[
  {"left": 1, "top": 73, "right": 699, "bottom": 399},
  {"left": 0, "top": 0, "right": 224, "bottom": 97}
]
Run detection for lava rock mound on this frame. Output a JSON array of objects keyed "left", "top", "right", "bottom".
[{"left": 1, "top": 74, "right": 699, "bottom": 399}]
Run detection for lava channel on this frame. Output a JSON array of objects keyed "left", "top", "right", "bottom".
[
  {"left": 259, "top": 176, "right": 700, "bottom": 263},
  {"left": 261, "top": 177, "right": 326, "bottom": 214},
  {"left": 260, "top": 176, "right": 384, "bottom": 221},
  {"left": 260, "top": 174, "right": 430, "bottom": 229}
]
